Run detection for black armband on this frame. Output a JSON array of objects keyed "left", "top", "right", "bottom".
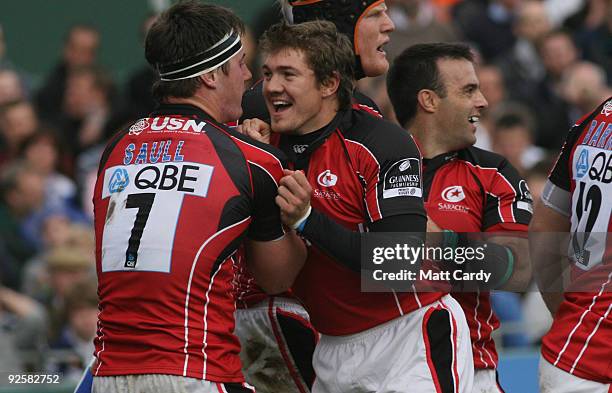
[
  {"left": 300, "top": 208, "right": 427, "bottom": 273},
  {"left": 300, "top": 208, "right": 362, "bottom": 271},
  {"left": 442, "top": 231, "right": 515, "bottom": 290}
]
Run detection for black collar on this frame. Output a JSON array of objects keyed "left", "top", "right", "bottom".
[{"left": 279, "top": 110, "right": 352, "bottom": 169}]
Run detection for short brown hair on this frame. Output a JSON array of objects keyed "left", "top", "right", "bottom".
[
  {"left": 259, "top": 21, "right": 355, "bottom": 110},
  {"left": 145, "top": 1, "right": 245, "bottom": 102}
]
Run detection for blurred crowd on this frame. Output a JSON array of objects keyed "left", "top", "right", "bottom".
[{"left": 0, "top": 0, "right": 609, "bottom": 384}]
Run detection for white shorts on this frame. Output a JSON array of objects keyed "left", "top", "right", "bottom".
[
  {"left": 92, "top": 374, "right": 255, "bottom": 393},
  {"left": 539, "top": 357, "right": 611, "bottom": 393},
  {"left": 472, "top": 369, "right": 504, "bottom": 393},
  {"left": 235, "top": 297, "right": 318, "bottom": 393},
  {"left": 312, "top": 294, "right": 473, "bottom": 393}
]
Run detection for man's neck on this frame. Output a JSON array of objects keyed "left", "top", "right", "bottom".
[
  {"left": 165, "top": 96, "right": 222, "bottom": 123},
  {"left": 408, "top": 118, "right": 450, "bottom": 159},
  {"left": 295, "top": 98, "right": 339, "bottom": 135}
]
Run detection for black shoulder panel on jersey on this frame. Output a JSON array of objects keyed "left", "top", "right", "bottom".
[
  {"left": 341, "top": 109, "right": 411, "bottom": 154},
  {"left": 460, "top": 146, "right": 533, "bottom": 228},
  {"left": 341, "top": 109, "right": 426, "bottom": 221},
  {"left": 247, "top": 162, "right": 285, "bottom": 242},
  {"left": 223, "top": 125, "right": 289, "bottom": 168},
  {"left": 206, "top": 124, "right": 254, "bottom": 198},
  {"left": 97, "top": 126, "right": 131, "bottom": 176},
  {"left": 457, "top": 146, "right": 507, "bottom": 169}
]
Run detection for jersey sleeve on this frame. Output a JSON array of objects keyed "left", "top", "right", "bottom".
[
  {"left": 225, "top": 127, "right": 288, "bottom": 241},
  {"left": 549, "top": 125, "right": 582, "bottom": 192},
  {"left": 247, "top": 161, "right": 285, "bottom": 241},
  {"left": 352, "top": 118, "right": 426, "bottom": 223},
  {"left": 483, "top": 159, "right": 533, "bottom": 231}
]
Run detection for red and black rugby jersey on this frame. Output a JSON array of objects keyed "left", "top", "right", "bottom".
[
  {"left": 422, "top": 146, "right": 532, "bottom": 369},
  {"left": 277, "top": 109, "right": 440, "bottom": 335},
  {"left": 93, "top": 104, "right": 286, "bottom": 382},
  {"left": 541, "top": 97, "right": 612, "bottom": 383}
]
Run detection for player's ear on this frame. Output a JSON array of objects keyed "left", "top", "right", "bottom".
[
  {"left": 200, "top": 70, "right": 217, "bottom": 89},
  {"left": 417, "top": 89, "right": 438, "bottom": 113},
  {"left": 320, "top": 72, "right": 340, "bottom": 98}
]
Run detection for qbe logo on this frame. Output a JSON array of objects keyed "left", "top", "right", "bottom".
[
  {"left": 109, "top": 168, "right": 129, "bottom": 193},
  {"left": 317, "top": 170, "right": 338, "bottom": 187},
  {"left": 575, "top": 148, "right": 589, "bottom": 179}
]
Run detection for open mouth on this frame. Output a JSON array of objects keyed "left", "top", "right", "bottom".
[
  {"left": 468, "top": 115, "right": 480, "bottom": 124},
  {"left": 272, "top": 100, "right": 293, "bottom": 113},
  {"left": 376, "top": 39, "right": 389, "bottom": 54}
]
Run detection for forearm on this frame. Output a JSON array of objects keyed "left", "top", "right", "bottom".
[
  {"left": 529, "top": 199, "right": 571, "bottom": 315},
  {"left": 246, "top": 231, "right": 307, "bottom": 294},
  {"left": 300, "top": 208, "right": 426, "bottom": 272}
]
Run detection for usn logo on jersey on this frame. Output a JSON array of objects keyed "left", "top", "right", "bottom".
[
  {"left": 128, "top": 117, "right": 208, "bottom": 136},
  {"left": 383, "top": 158, "right": 422, "bottom": 199}
]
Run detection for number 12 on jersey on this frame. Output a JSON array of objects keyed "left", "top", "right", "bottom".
[{"left": 100, "top": 162, "right": 214, "bottom": 273}]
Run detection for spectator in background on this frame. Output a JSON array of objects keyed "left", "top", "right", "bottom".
[
  {"left": 528, "top": 29, "right": 577, "bottom": 149},
  {"left": 0, "top": 284, "right": 47, "bottom": 373},
  {"left": 489, "top": 104, "right": 545, "bottom": 175},
  {"left": 48, "top": 277, "right": 97, "bottom": 384},
  {"left": 18, "top": 130, "right": 79, "bottom": 215},
  {"left": 125, "top": 13, "right": 159, "bottom": 120},
  {"left": 452, "top": 0, "right": 521, "bottom": 62},
  {"left": 575, "top": 0, "right": 611, "bottom": 80},
  {"left": 539, "top": 30, "right": 579, "bottom": 85},
  {"left": 386, "top": 0, "right": 460, "bottom": 61},
  {"left": 0, "top": 100, "right": 38, "bottom": 166},
  {"left": 61, "top": 65, "right": 116, "bottom": 156},
  {"left": 496, "top": 0, "right": 551, "bottom": 102},
  {"left": 475, "top": 63, "right": 508, "bottom": 150},
  {"left": 561, "top": 61, "right": 612, "bottom": 120},
  {"left": 0, "top": 161, "right": 45, "bottom": 289},
  {"left": 13, "top": 130, "right": 89, "bottom": 253},
  {"left": 0, "top": 69, "right": 25, "bottom": 105},
  {"left": 35, "top": 24, "right": 100, "bottom": 125},
  {"left": 21, "top": 222, "right": 94, "bottom": 301},
  {"left": 0, "top": 24, "right": 6, "bottom": 68},
  {"left": 40, "top": 245, "right": 94, "bottom": 343}
]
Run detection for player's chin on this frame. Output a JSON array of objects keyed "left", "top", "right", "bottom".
[
  {"left": 269, "top": 119, "right": 291, "bottom": 135},
  {"left": 362, "top": 59, "right": 389, "bottom": 78}
]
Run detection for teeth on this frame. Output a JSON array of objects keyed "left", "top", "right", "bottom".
[
  {"left": 468, "top": 116, "right": 480, "bottom": 123},
  {"left": 273, "top": 101, "right": 290, "bottom": 106}
]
